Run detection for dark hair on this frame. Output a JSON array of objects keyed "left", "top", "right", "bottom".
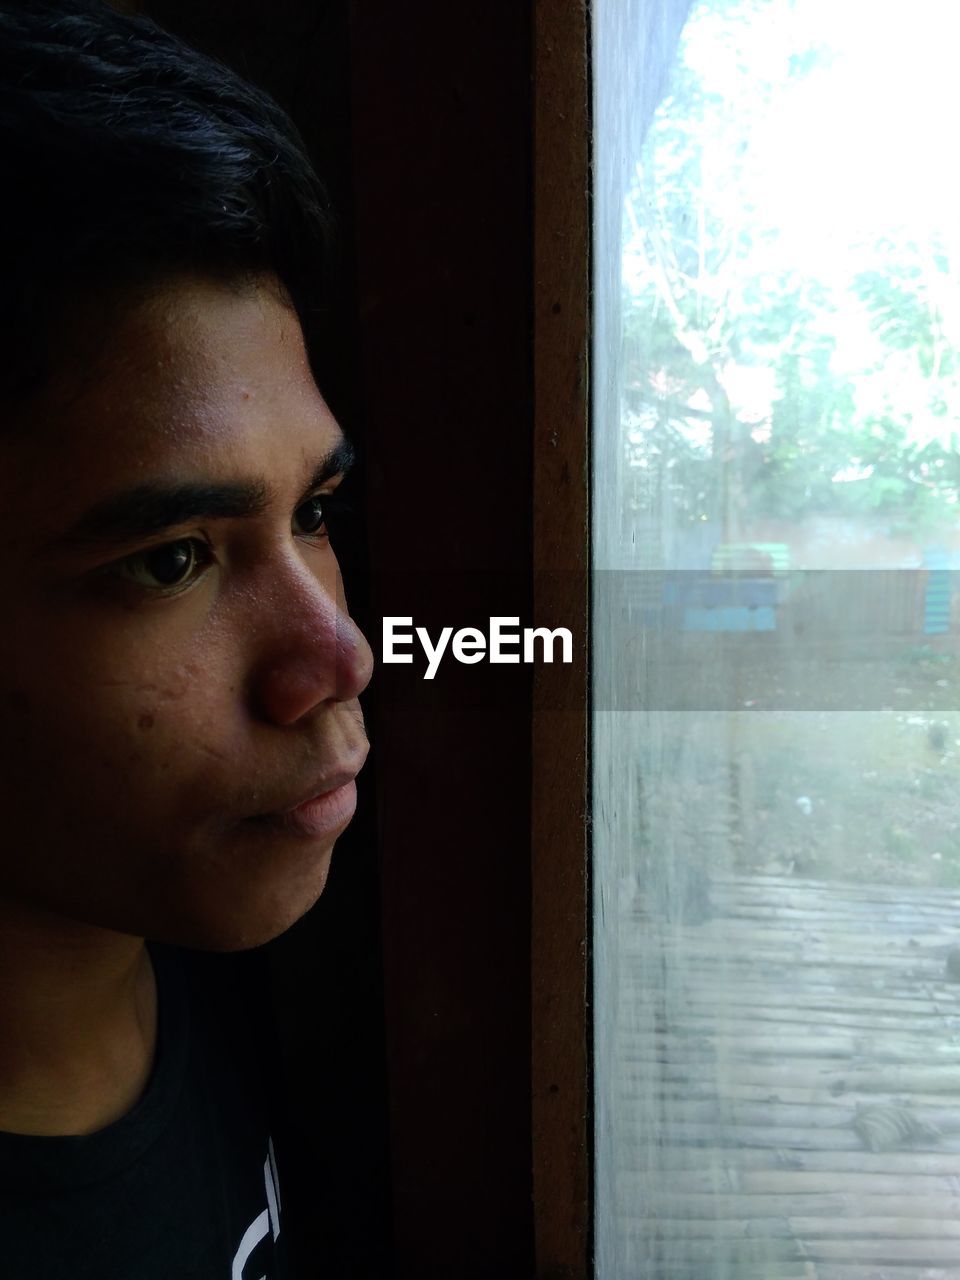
[{"left": 0, "top": 0, "right": 334, "bottom": 399}]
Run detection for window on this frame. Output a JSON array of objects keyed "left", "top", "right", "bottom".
[{"left": 594, "top": 1, "right": 960, "bottom": 1274}]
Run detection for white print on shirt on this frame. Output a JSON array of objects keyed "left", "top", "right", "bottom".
[{"left": 231, "top": 1137, "right": 282, "bottom": 1280}]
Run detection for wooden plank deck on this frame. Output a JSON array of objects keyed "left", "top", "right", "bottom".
[{"left": 615, "top": 874, "right": 960, "bottom": 1278}]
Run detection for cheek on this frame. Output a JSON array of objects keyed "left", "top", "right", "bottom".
[
  {"left": 0, "top": 598, "right": 250, "bottom": 808},
  {"left": 0, "top": 669, "right": 245, "bottom": 928},
  {"left": 0, "top": 658, "right": 337, "bottom": 947},
  {"left": 0, "top": 654, "right": 228, "bottom": 814},
  {"left": 0, "top": 686, "right": 143, "bottom": 813}
]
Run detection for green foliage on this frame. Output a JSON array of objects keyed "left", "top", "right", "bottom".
[{"left": 622, "top": 0, "right": 960, "bottom": 540}]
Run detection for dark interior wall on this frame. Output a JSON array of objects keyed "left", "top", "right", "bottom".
[
  {"left": 347, "top": 5, "right": 535, "bottom": 1276},
  {"left": 133, "top": 3, "right": 537, "bottom": 1277}
]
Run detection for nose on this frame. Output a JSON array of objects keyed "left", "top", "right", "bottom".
[{"left": 247, "top": 553, "right": 374, "bottom": 727}]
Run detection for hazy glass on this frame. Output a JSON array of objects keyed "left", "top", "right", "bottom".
[{"left": 593, "top": 2, "right": 960, "bottom": 1275}]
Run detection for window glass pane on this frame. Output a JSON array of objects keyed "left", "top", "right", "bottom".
[{"left": 593, "top": 2, "right": 960, "bottom": 1275}]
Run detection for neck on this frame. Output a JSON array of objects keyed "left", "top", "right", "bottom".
[{"left": 0, "top": 904, "right": 157, "bottom": 1136}]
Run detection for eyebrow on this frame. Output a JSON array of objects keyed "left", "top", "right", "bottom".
[{"left": 52, "top": 436, "right": 355, "bottom": 550}]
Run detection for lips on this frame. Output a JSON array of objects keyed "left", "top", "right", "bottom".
[
  {"left": 278, "top": 768, "right": 361, "bottom": 815},
  {"left": 246, "top": 755, "right": 365, "bottom": 840},
  {"left": 258, "top": 777, "right": 359, "bottom": 839}
]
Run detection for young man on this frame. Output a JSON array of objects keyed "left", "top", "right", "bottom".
[{"left": 0, "top": 1, "right": 372, "bottom": 1274}]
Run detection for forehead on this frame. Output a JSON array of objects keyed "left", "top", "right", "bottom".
[{"left": 0, "top": 274, "right": 337, "bottom": 528}]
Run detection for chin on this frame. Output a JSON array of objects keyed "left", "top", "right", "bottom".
[{"left": 150, "top": 854, "right": 336, "bottom": 953}]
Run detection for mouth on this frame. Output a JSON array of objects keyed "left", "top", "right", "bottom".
[{"left": 245, "top": 764, "right": 363, "bottom": 840}]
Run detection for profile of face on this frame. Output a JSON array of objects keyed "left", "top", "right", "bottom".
[{"left": 0, "top": 274, "right": 372, "bottom": 951}]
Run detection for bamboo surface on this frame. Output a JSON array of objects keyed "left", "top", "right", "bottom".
[{"left": 616, "top": 873, "right": 960, "bottom": 1276}]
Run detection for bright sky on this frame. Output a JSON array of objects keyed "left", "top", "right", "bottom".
[
  {"left": 632, "top": 0, "right": 960, "bottom": 451},
  {"left": 683, "top": 0, "right": 960, "bottom": 259}
]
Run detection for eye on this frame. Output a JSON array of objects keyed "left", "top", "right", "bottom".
[
  {"left": 292, "top": 494, "right": 328, "bottom": 538},
  {"left": 115, "top": 538, "right": 212, "bottom": 594}
]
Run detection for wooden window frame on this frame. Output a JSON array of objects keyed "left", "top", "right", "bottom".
[{"left": 531, "top": 0, "right": 592, "bottom": 1276}]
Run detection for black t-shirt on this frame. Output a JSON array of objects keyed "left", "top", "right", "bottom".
[{"left": 0, "top": 945, "right": 290, "bottom": 1279}]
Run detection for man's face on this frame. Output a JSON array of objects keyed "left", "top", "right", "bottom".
[{"left": 0, "top": 274, "right": 372, "bottom": 950}]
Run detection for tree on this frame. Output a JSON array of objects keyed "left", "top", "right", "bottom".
[{"left": 623, "top": 0, "right": 960, "bottom": 544}]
